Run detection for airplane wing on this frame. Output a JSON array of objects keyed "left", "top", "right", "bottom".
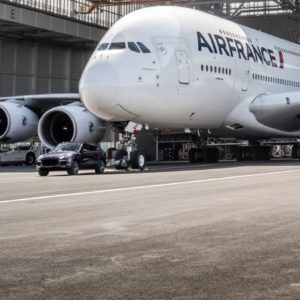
[
  {"left": 0, "top": 93, "right": 81, "bottom": 108},
  {"left": 250, "top": 91, "right": 300, "bottom": 132},
  {"left": 0, "top": 93, "right": 106, "bottom": 148}
]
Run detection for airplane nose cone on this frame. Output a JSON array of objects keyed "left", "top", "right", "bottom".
[{"left": 79, "top": 60, "right": 118, "bottom": 119}]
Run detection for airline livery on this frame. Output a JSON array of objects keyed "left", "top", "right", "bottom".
[
  {"left": 80, "top": 6, "right": 300, "bottom": 136},
  {"left": 197, "top": 31, "right": 284, "bottom": 68},
  {"left": 1, "top": 6, "right": 300, "bottom": 165}
]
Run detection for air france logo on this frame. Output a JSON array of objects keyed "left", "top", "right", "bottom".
[{"left": 197, "top": 32, "right": 284, "bottom": 68}]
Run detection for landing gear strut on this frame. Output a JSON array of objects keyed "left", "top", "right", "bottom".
[
  {"left": 112, "top": 138, "right": 146, "bottom": 170},
  {"left": 236, "top": 146, "right": 271, "bottom": 162},
  {"left": 188, "top": 147, "right": 219, "bottom": 163},
  {"left": 187, "top": 133, "right": 219, "bottom": 163},
  {"left": 107, "top": 122, "right": 146, "bottom": 171}
]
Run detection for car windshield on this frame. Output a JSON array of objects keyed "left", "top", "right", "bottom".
[{"left": 53, "top": 143, "right": 81, "bottom": 152}]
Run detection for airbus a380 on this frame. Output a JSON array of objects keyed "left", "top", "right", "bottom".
[
  {"left": 1, "top": 6, "right": 300, "bottom": 166},
  {"left": 79, "top": 5, "right": 300, "bottom": 162}
]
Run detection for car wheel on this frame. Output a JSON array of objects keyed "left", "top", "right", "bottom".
[
  {"left": 130, "top": 150, "right": 145, "bottom": 170},
  {"left": 95, "top": 160, "right": 105, "bottom": 174},
  {"left": 38, "top": 170, "right": 49, "bottom": 176},
  {"left": 67, "top": 161, "right": 79, "bottom": 175},
  {"left": 25, "top": 153, "right": 35, "bottom": 166}
]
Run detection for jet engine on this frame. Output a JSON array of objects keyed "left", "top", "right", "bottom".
[
  {"left": 0, "top": 101, "right": 39, "bottom": 143},
  {"left": 38, "top": 103, "right": 106, "bottom": 149}
]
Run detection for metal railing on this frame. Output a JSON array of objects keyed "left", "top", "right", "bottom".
[
  {"left": 183, "top": 0, "right": 297, "bottom": 17},
  {"left": 225, "top": 0, "right": 295, "bottom": 17},
  {"left": 0, "top": 0, "right": 145, "bottom": 28},
  {"left": 2, "top": 0, "right": 296, "bottom": 29}
]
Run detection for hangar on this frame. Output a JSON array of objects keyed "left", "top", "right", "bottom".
[
  {"left": 0, "top": 0, "right": 299, "bottom": 160},
  {"left": 0, "top": 0, "right": 299, "bottom": 97},
  {"left": 2, "top": 3, "right": 300, "bottom": 299},
  {"left": 0, "top": 0, "right": 143, "bottom": 96}
]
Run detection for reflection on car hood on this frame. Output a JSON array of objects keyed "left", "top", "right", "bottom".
[{"left": 41, "top": 151, "right": 77, "bottom": 158}]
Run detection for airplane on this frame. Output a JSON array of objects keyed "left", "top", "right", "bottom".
[{"left": 1, "top": 6, "right": 300, "bottom": 169}]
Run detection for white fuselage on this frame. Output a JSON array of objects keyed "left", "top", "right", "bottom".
[{"left": 79, "top": 6, "right": 300, "bottom": 138}]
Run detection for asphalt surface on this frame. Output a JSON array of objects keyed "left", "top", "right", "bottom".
[{"left": 1, "top": 161, "right": 300, "bottom": 299}]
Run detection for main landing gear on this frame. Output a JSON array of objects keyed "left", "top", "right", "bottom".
[
  {"left": 188, "top": 133, "right": 220, "bottom": 163},
  {"left": 188, "top": 147, "right": 219, "bottom": 163},
  {"left": 235, "top": 146, "right": 272, "bottom": 161},
  {"left": 188, "top": 137, "right": 275, "bottom": 163},
  {"left": 292, "top": 145, "right": 300, "bottom": 159}
]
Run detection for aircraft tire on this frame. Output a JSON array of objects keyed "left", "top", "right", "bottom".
[
  {"left": 253, "top": 146, "right": 271, "bottom": 161},
  {"left": 236, "top": 147, "right": 245, "bottom": 162},
  {"left": 292, "top": 145, "right": 299, "bottom": 159},
  {"left": 131, "top": 150, "right": 145, "bottom": 170},
  {"left": 189, "top": 148, "right": 198, "bottom": 163},
  {"left": 208, "top": 148, "right": 219, "bottom": 163}
]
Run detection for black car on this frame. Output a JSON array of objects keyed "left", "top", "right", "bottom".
[{"left": 36, "top": 142, "right": 106, "bottom": 176}]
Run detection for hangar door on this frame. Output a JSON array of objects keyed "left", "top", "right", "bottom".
[{"left": 175, "top": 50, "right": 190, "bottom": 85}]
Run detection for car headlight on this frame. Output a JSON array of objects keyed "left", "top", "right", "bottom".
[{"left": 59, "top": 153, "right": 73, "bottom": 162}]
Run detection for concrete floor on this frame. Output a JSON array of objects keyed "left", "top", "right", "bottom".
[{"left": 1, "top": 161, "right": 300, "bottom": 299}]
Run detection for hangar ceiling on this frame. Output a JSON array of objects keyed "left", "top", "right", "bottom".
[
  {"left": 0, "top": 0, "right": 299, "bottom": 43},
  {"left": 88, "top": 0, "right": 300, "bottom": 42},
  {"left": 175, "top": 0, "right": 300, "bottom": 43},
  {"left": 0, "top": 0, "right": 299, "bottom": 97},
  {"left": 93, "top": 0, "right": 299, "bottom": 17},
  {"left": 178, "top": 0, "right": 299, "bottom": 17}
]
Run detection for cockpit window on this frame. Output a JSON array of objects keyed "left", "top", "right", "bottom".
[
  {"left": 137, "top": 42, "right": 151, "bottom": 53},
  {"left": 109, "top": 42, "right": 126, "bottom": 50},
  {"left": 98, "top": 43, "right": 109, "bottom": 51},
  {"left": 98, "top": 41, "right": 150, "bottom": 53},
  {"left": 128, "top": 42, "right": 140, "bottom": 53}
]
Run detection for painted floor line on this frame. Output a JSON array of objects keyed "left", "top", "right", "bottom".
[{"left": 1, "top": 169, "right": 300, "bottom": 204}]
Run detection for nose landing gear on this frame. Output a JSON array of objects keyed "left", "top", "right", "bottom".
[{"left": 107, "top": 122, "right": 146, "bottom": 171}]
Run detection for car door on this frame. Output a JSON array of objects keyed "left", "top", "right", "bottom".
[{"left": 80, "top": 144, "right": 97, "bottom": 168}]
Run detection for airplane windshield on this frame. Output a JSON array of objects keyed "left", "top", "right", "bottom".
[
  {"left": 109, "top": 42, "right": 126, "bottom": 50},
  {"left": 98, "top": 43, "right": 109, "bottom": 50},
  {"left": 137, "top": 42, "right": 151, "bottom": 53},
  {"left": 98, "top": 42, "right": 126, "bottom": 51},
  {"left": 128, "top": 42, "right": 140, "bottom": 53},
  {"left": 97, "top": 41, "right": 151, "bottom": 53}
]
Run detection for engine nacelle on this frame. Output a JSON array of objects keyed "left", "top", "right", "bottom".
[
  {"left": 0, "top": 101, "right": 39, "bottom": 143},
  {"left": 38, "top": 103, "right": 106, "bottom": 148}
]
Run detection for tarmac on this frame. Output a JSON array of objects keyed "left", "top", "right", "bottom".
[{"left": 1, "top": 160, "right": 300, "bottom": 299}]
